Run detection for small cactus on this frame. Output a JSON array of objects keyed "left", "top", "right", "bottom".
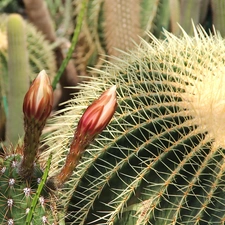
[
  {"left": 43, "top": 26, "right": 225, "bottom": 224},
  {"left": 0, "top": 70, "right": 116, "bottom": 224},
  {"left": 0, "top": 152, "right": 58, "bottom": 224},
  {"left": 0, "top": 70, "right": 57, "bottom": 224}
]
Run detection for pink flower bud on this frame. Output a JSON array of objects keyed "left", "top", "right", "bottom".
[
  {"left": 23, "top": 70, "right": 53, "bottom": 122},
  {"left": 55, "top": 86, "right": 117, "bottom": 187},
  {"left": 76, "top": 85, "right": 117, "bottom": 142}
]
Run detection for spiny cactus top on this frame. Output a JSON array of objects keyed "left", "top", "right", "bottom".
[{"left": 43, "top": 26, "right": 225, "bottom": 225}]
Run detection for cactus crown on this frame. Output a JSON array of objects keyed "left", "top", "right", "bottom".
[{"left": 43, "top": 26, "right": 225, "bottom": 224}]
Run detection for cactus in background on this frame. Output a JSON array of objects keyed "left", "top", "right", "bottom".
[
  {"left": 42, "top": 26, "right": 225, "bottom": 224},
  {"left": 0, "top": 14, "right": 56, "bottom": 83},
  {"left": 210, "top": 0, "right": 225, "bottom": 36},
  {"left": 0, "top": 0, "right": 22, "bottom": 13},
  {"left": 71, "top": 0, "right": 225, "bottom": 76},
  {"left": 72, "top": 0, "right": 169, "bottom": 74},
  {"left": 6, "top": 14, "right": 29, "bottom": 144}
]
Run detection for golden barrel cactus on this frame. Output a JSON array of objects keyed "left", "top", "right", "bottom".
[{"left": 44, "top": 26, "right": 225, "bottom": 224}]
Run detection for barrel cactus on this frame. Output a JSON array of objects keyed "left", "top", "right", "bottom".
[{"left": 42, "top": 26, "right": 225, "bottom": 224}]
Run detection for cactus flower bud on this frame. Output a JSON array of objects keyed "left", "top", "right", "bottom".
[
  {"left": 20, "top": 70, "right": 53, "bottom": 179},
  {"left": 23, "top": 70, "right": 53, "bottom": 122},
  {"left": 55, "top": 86, "right": 117, "bottom": 187},
  {"left": 76, "top": 85, "right": 117, "bottom": 142}
]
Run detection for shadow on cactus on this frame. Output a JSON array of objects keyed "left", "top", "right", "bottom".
[{"left": 42, "top": 26, "right": 225, "bottom": 224}]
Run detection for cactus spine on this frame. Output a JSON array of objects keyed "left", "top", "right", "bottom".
[
  {"left": 43, "top": 26, "right": 225, "bottom": 224},
  {"left": 0, "top": 152, "right": 58, "bottom": 224}
]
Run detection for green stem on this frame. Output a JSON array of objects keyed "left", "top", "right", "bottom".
[
  {"left": 20, "top": 118, "right": 45, "bottom": 178},
  {"left": 51, "top": 0, "right": 87, "bottom": 90},
  {"left": 25, "top": 153, "right": 52, "bottom": 225}
]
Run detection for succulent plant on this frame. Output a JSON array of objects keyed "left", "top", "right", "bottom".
[
  {"left": 6, "top": 14, "right": 29, "bottom": 144},
  {"left": 0, "top": 150, "right": 59, "bottom": 224},
  {"left": 72, "top": 0, "right": 170, "bottom": 75},
  {"left": 42, "top": 26, "right": 225, "bottom": 224}
]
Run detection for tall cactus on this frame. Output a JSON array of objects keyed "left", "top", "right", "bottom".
[
  {"left": 43, "top": 26, "right": 225, "bottom": 224},
  {"left": 6, "top": 14, "right": 29, "bottom": 144},
  {"left": 72, "top": 0, "right": 169, "bottom": 74}
]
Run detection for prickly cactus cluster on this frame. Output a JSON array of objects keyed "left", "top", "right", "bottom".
[
  {"left": 0, "top": 70, "right": 58, "bottom": 224},
  {"left": 0, "top": 152, "right": 57, "bottom": 224},
  {"left": 44, "top": 27, "right": 225, "bottom": 224}
]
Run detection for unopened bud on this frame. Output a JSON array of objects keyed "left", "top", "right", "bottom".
[
  {"left": 23, "top": 70, "right": 53, "bottom": 122},
  {"left": 55, "top": 86, "right": 117, "bottom": 187},
  {"left": 75, "top": 85, "right": 117, "bottom": 144}
]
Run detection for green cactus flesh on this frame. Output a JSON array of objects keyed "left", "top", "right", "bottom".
[
  {"left": 0, "top": 152, "right": 58, "bottom": 225},
  {"left": 43, "top": 26, "right": 225, "bottom": 224}
]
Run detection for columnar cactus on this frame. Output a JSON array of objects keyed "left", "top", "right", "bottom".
[
  {"left": 72, "top": 0, "right": 170, "bottom": 74},
  {"left": 43, "top": 26, "right": 225, "bottom": 224},
  {"left": 6, "top": 14, "right": 29, "bottom": 144}
]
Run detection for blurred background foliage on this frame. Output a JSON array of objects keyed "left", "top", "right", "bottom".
[{"left": 0, "top": 0, "right": 225, "bottom": 142}]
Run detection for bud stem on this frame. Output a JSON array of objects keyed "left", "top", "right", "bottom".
[
  {"left": 19, "top": 118, "right": 45, "bottom": 178},
  {"left": 55, "top": 134, "right": 86, "bottom": 187},
  {"left": 20, "top": 70, "right": 53, "bottom": 179}
]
